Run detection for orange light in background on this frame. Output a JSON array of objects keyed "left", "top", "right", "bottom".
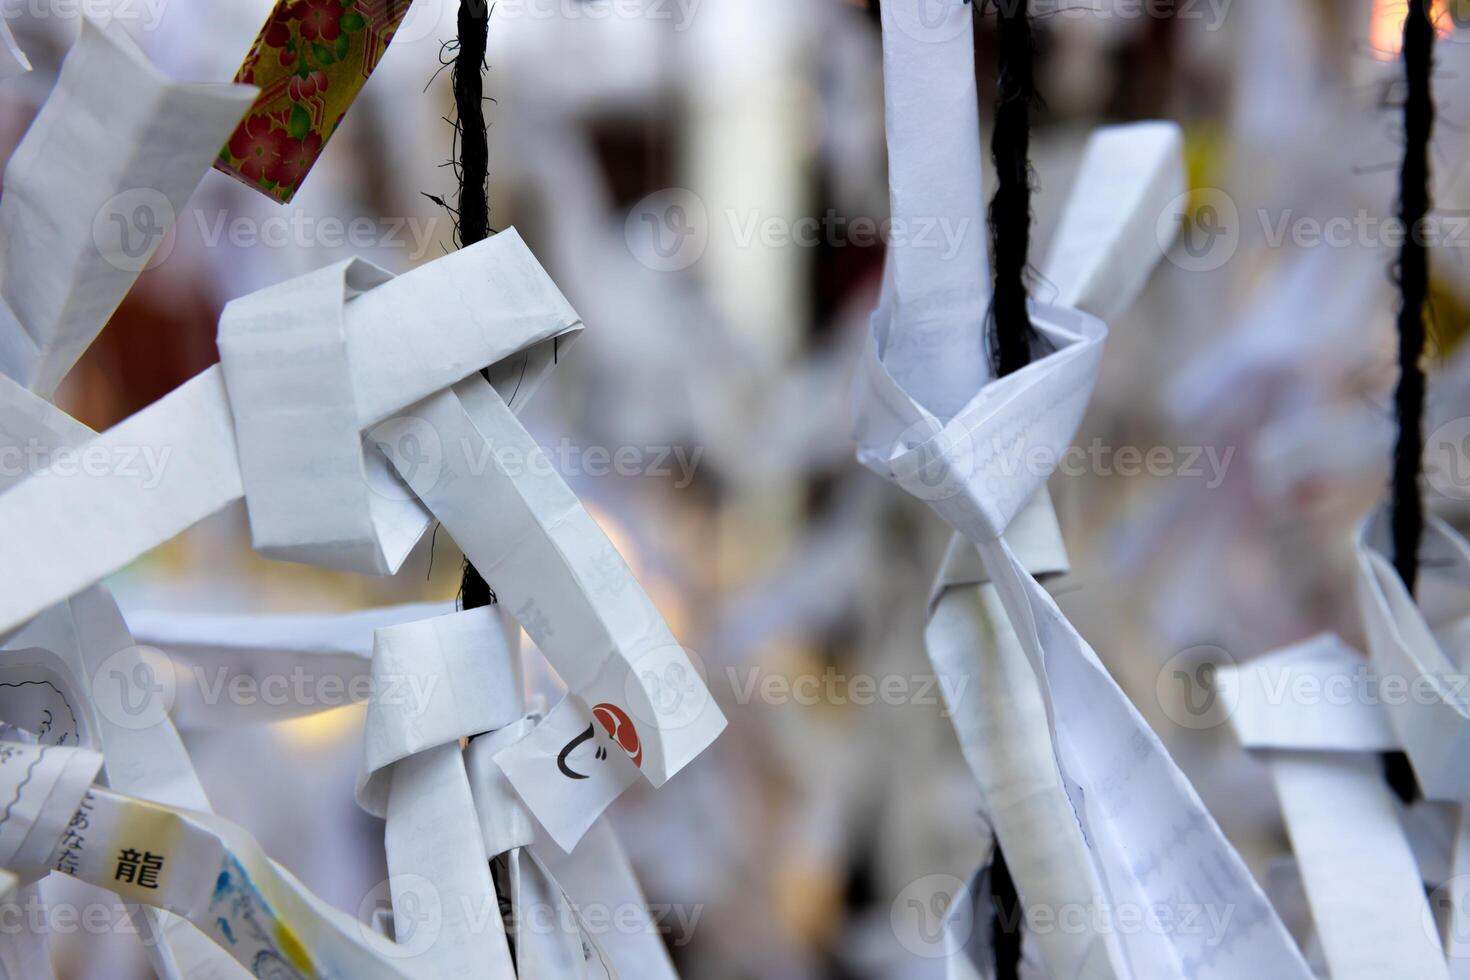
[{"left": 1372, "top": 0, "right": 1455, "bottom": 59}]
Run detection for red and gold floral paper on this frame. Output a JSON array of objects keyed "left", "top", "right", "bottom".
[{"left": 215, "top": 0, "right": 414, "bottom": 204}]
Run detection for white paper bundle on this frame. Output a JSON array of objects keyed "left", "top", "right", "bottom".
[
  {"left": 857, "top": 4, "right": 1312, "bottom": 977},
  {"left": 0, "top": 229, "right": 579, "bottom": 639}
]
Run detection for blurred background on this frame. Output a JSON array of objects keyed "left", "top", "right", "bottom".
[{"left": 5, "top": 0, "right": 1470, "bottom": 975}]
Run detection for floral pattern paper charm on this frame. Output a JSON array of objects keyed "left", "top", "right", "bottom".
[{"left": 215, "top": 0, "right": 415, "bottom": 204}]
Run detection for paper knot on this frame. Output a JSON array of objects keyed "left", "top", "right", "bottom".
[{"left": 854, "top": 302, "right": 1106, "bottom": 544}]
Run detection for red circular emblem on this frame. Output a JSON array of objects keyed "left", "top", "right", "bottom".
[{"left": 592, "top": 703, "right": 643, "bottom": 769}]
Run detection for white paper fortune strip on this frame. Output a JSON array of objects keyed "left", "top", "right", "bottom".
[
  {"left": 7, "top": 750, "right": 422, "bottom": 979},
  {"left": 1218, "top": 634, "right": 1449, "bottom": 980},
  {"left": 0, "top": 375, "right": 246, "bottom": 979},
  {"left": 0, "top": 229, "right": 579, "bottom": 640},
  {"left": 381, "top": 374, "right": 727, "bottom": 799},
  {"left": 357, "top": 609, "right": 635, "bottom": 976},
  {"left": 0, "top": 18, "right": 256, "bottom": 398},
  {"left": 123, "top": 601, "right": 452, "bottom": 729},
  {"left": 858, "top": 4, "right": 1311, "bottom": 977}
]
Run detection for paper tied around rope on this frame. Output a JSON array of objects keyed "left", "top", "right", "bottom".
[
  {"left": 0, "top": 229, "right": 580, "bottom": 642},
  {"left": 356, "top": 606, "right": 524, "bottom": 817},
  {"left": 218, "top": 256, "right": 436, "bottom": 575},
  {"left": 855, "top": 302, "right": 1106, "bottom": 542},
  {"left": 1356, "top": 510, "right": 1470, "bottom": 801},
  {"left": 386, "top": 375, "right": 726, "bottom": 789}
]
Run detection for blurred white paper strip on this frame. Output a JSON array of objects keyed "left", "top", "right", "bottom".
[
  {"left": 1220, "top": 635, "right": 1449, "bottom": 980},
  {"left": 385, "top": 373, "right": 725, "bottom": 792},
  {"left": 124, "top": 601, "right": 451, "bottom": 728},
  {"left": 1356, "top": 512, "right": 1470, "bottom": 800},
  {"left": 0, "top": 17, "right": 29, "bottom": 81},
  {"left": 0, "top": 18, "right": 255, "bottom": 397},
  {"left": 0, "top": 230, "right": 580, "bottom": 637}
]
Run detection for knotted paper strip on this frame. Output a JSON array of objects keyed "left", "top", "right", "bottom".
[
  {"left": 0, "top": 229, "right": 579, "bottom": 638},
  {"left": 858, "top": 4, "right": 1310, "bottom": 976},
  {"left": 382, "top": 373, "right": 727, "bottom": 801}
]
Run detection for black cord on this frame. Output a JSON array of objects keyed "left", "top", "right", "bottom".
[
  {"left": 983, "top": 2, "right": 1037, "bottom": 976},
  {"left": 1384, "top": 0, "right": 1436, "bottom": 805},
  {"left": 455, "top": 0, "right": 497, "bottom": 610},
  {"left": 1392, "top": 0, "right": 1434, "bottom": 597},
  {"left": 987, "top": 0, "right": 1043, "bottom": 380}
]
